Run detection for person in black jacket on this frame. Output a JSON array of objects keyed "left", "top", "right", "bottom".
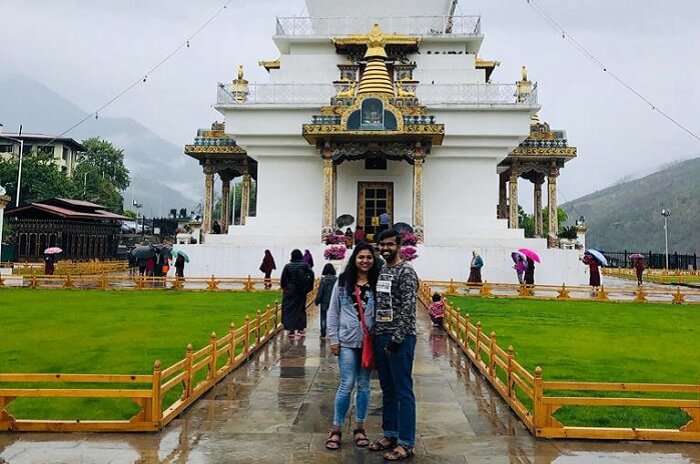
[
  {"left": 281, "top": 249, "right": 314, "bottom": 338},
  {"left": 315, "top": 263, "right": 337, "bottom": 339}
]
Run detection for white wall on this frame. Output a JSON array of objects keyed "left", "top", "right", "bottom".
[{"left": 304, "top": 0, "right": 453, "bottom": 19}]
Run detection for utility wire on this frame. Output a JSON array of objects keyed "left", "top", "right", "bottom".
[
  {"left": 38, "top": 0, "right": 235, "bottom": 146},
  {"left": 524, "top": 0, "right": 700, "bottom": 144}
]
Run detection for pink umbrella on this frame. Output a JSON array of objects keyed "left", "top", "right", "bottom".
[
  {"left": 44, "top": 247, "right": 63, "bottom": 255},
  {"left": 518, "top": 248, "right": 541, "bottom": 263}
]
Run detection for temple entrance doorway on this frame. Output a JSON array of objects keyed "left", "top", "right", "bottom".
[{"left": 357, "top": 181, "right": 393, "bottom": 240}]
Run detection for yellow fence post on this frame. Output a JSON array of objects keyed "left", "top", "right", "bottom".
[
  {"left": 489, "top": 332, "right": 497, "bottom": 376},
  {"left": 480, "top": 281, "right": 493, "bottom": 297},
  {"left": 673, "top": 287, "right": 685, "bottom": 305},
  {"left": 557, "top": 283, "right": 570, "bottom": 300},
  {"left": 463, "top": 314, "right": 470, "bottom": 349},
  {"left": 244, "top": 316, "right": 251, "bottom": 358},
  {"left": 151, "top": 360, "right": 162, "bottom": 428},
  {"left": 507, "top": 346, "right": 515, "bottom": 399},
  {"left": 256, "top": 310, "right": 262, "bottom": 345},
  {"left": 228, "top": 322, "right": 236, "bottom": 367},
  {"left": 244, "top": 275, "right": 254, "bottom": 292},
  {"left": 533, "top": 366, "right": 544, "bottom": 434},
  {"left": 63, "top": 274, "right": 73, "bottom": 289},
  {"left": 183, "top": 344, "right": 193, "bottom": 399},
  {"left": 634, "top": 287, "right": 647, "bottom": 303},
  {"left": 0, "top": 273, "right": 4, "bottom": 287},
  {"left": 596, "top": 285, "right": 609, "bottom": 301},
  {"left": 475, "top": 322, "right": 482, "bottom": 362},
  {"left": 208, "top": 332, "right": 217, "bottom": 380},
  {"left": 207, "top": 275, "right": 219, "bottom": 291},
  {"left": 446, "top": 279, "right": 457, "bottom": 295},
  {"left": 30, "top": 274, "right": 37, "bottom": 289},
  {"left": 100, "top": 272, "right": 108, "bottom": 290}
]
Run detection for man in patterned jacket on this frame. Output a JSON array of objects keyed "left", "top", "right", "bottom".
[{"left": 368, "top": 228, "right": 419, "bottom": 461}]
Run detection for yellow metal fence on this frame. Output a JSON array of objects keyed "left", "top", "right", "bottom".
[{"left": 421, "top": 283, "right": 700, "bottom": 442}]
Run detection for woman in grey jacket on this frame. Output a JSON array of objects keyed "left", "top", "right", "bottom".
[
  {"left": 314, "top": 263, "right": 337, "bottom": 338},
  {"left": 325, "top": 242, "right": 379, "bottom": 451}
]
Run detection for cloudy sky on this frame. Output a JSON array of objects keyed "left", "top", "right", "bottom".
[{"left": 2, "top": 0, "right": 700, "bottom": 206}]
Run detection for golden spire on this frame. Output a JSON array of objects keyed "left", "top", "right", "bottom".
[{"left": 357, "top": 24, "right": 394, "bottom": 96}]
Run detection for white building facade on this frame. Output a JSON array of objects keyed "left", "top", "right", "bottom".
[{"left": 181, "top": 0, "right": 586, "bottom": 285}]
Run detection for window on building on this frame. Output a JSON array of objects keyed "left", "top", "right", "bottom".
[
  {"left": 0, "top": 145, "right": 13, "bottom": 153},
  {"left": 22, "top": 144, "right": 33, "bottom": 154},
  {"left": 37, "top": 145, "right": 55, "bottom": 155}
]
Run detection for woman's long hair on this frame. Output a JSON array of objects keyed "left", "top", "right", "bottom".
[
  {"left": 321, "top": 263, "right": 336, "bottom": 276},
  {"left": 338, "top": 242, "right": 380, "bottom": 296}
]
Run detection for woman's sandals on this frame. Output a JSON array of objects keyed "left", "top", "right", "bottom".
[
  {"left": 325, "top": 430, "right": 341, "bottom": 450},
  {"left": 368, "top": 436, "right": 397, "bottom": 451},
  {"left": 353, "top": 428, "right": 369, "bottom": 447}
]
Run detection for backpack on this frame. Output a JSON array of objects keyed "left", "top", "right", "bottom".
[{"left": 303, "top": 266, "right": 315, "bottom": 293}]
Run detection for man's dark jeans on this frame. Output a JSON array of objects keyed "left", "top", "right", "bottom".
[
  {"left": 320, "top": 308, "right": 327, "bottom": 337},
  {"left": 373, "top": 333, "right": 416, "bottom": 448}
]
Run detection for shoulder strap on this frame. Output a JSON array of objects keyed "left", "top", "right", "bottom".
[{"left": 353, "top": 286, "right": 371, "bottom": 337}]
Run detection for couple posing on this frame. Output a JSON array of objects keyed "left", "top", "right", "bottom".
[{"left": 324, "top": 229, "right": 419, "bottom": 461}]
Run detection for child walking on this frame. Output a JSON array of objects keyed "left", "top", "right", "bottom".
[{"left": 428, "top": 293, "right": 445, "bottom": 327}]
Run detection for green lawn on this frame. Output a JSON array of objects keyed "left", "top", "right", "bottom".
[
  {"left": 1, "top": 289, "right": 280, "bottom": 420},
  {"left": 448, "top": 296, "right": 700, "bottom": 429}
]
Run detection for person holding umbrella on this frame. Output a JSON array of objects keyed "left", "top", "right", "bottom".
[
  {"left": 43, "top": 247, "right": 62, "bottom": 275},
  {"left": 582, "top": 253, "right": 601, "bottom": 289},
  {"left": 511, "top": 252, "right": 527, "bottom": 284},
  {"left": 630, "top": 254, "right": 645, "bottom": 285}
]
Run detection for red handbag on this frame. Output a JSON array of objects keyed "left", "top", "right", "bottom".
[{"left": 353, "top": 286, "right": 374, "bottom": 370}]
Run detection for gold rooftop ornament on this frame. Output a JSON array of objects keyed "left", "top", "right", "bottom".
[{"left": 231, "top": 65, "right": 249, "bottom": 103}]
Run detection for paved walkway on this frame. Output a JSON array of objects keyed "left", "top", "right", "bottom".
[{"left": 2, "top": 305, "right": 700, "bottom": 463}]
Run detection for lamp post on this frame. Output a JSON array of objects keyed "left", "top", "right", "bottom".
[
  {"left": 661, "top": 209, "right": 671, "bottom": 270},
  {"left": 0, "top": 185, "right": 10, "bottom": 264},
  {"left": 0, "top": 124, "right": 24, "bottom": 207}
]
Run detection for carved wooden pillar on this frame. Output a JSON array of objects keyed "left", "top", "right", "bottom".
[
  {"left": 547, "top": 166, "right": 560, "bottom": 247},
  {"left": 534, "top": 177, "right": 544, "bottom": 237},
  {"left": 413, "top": 154, "right": 425, "bottom": 243},
  {"left": 202, "top": 164, "right": 216, "bottom": 234},
  {"left": 219, "top": 173, "right": 232, "bottom": 234},
  {"left": 321, "top": 145, "right": 335, "bottom": 238},
  {"left": 508, "top": 169, "right": 519, "bottom": 229},
  {"left": 240, "top": 173, "right": 251, "bottom": 226},
  {"left": 498, "top": 172, "right": 508, "bottom": 219}
]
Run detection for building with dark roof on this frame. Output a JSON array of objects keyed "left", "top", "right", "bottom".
[{"left": 5, "top": 198, "right": 128, "bottom": 261}]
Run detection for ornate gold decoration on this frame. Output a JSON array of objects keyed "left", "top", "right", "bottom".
[
  {"left": 516, "top": 65, "right": 533, "bottom": 103},
  {"left": 334, "top": 79, "right": 357, "bottom": 98},
  {"left": 396, "top": 79, "right": 416, "bottom": 98},
  {"left": 258, "top": 59, "right": 280, "bottom": 72},
  {"left": 231, "top": 65, "right": 249, "bottom": 103},
  {"left": 240, "top": 174, "right": 251, "bottom": 226},
  {"left": 357, "top": 26, "right": 394, "bottom": 97},
  {"left": 413, "top": 156, "right": 425, "bottom": 242},
  {"left": 184, "top": 145, "right": 246, "bottom": 154}
]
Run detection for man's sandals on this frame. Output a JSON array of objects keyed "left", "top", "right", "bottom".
[{"left": 369, "top": 437, "right": 414, "bottom": 461}]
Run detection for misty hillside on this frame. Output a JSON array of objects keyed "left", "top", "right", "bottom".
[
  {"left": 0, "top": 75, "right": 200, "bottom": 216},
  {"left": 562, "top": 157, "right": 700, "bottom": 254}
]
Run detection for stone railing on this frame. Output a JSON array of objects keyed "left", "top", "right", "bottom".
[
  {"left": 217, "top": 83, "right": 538, "bottom": 106},
  {"left": 275, "top": 15, "right": 481, "bottom": 37}
]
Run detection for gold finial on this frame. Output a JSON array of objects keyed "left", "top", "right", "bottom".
[
  {"left": 516, "top": 65, "right": 533, "bottom": 103},
  {"left": 521, "top": 65, "right": 528, "bottom": 82},
  {"left": 237, "top": 65, "right": 244, "bottom": 81},
  {"left": 530, "top": 112, "right": 541, "bottom": 125},
  {"left": 365, "top": 24, "right": 388, "bottom": 59}
]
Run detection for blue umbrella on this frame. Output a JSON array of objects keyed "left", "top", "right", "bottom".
[
  {"left": 586, "top": 249, "right": 608, "bottom": 266},
  {"left": 172, "top": 248, "right": 190, "bottom": 262}
]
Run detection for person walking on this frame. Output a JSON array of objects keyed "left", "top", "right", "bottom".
[
  {"left": 378, "top": 210, "right": 391, "bottom": 233},
  {"left": 428, "top": 293, "right": 445, "bottom": 327},
  {"left": 582, "top": 253, "right": 600, "bottom": 289},
  {"left": 43, "top": 255, "right": 55, "bottom": 275},
  {"left": 315, "top": 263, "right": 337, "bottom": 339},
  {"left": 467, "top": 250, "right": 483, "bottom": 284},
  {"left": 513, "top": 255, "right": 526, "bottom": 284},
  {"left": 174, "top": 254, "right": 186, "bottom": 278},
  {"left": 369, "top": 228, "right": 419, "bottom": 461},
  {"left": 354, "top": 226, "right": 366, "bottom": 244},
  {"left": 633, "top": 257, "right": 645, "bottom": 286},
  {"left": 524, "top": 257, "right": 536, "bottom": 285},
  {"left": 281, "top": 249, "right": 314, "bottom": 338},
  {"left": 259, "top": 250, "right": 276, "bottom": 289},
  {"left": 325, "top": 243, "right": 379, "bottom": 451},
  {"left": 303, "top": 249, "right": 314, "bottom": 270}
]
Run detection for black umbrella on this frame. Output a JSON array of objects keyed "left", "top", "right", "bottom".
[
  {"left": 153, "top": 244, "right": 172, "bottom": 259},
  {"left": 131, "top": 245, "right": 155, "bottom": 260},
  {"left": 393, "top": 222, "right": 413, "bottom": 234},
  {"left": 336, "top": 214, "right": 355, "bottom": 228}
]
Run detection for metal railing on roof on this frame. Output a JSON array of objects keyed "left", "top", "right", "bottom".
[
  {"left": 275, "top": 15, "right": 481, "bottom": 37},
  {"left": 216, "top": 82, "right": 538, "bottom": 106}
]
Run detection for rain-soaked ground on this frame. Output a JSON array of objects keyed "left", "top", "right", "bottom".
[{"left": 2, "top": 302, "right": 699, "bottom": 463}]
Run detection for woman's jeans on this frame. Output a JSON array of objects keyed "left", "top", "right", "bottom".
[
  {"left": 373, "top": 334, "right": 417, "bottom": 448},
  {"left": 333, "top": 347, "right": 371, "bottom": 427},
  {"left": 320, "top": 308, "right": 327, "bottom": 337}
]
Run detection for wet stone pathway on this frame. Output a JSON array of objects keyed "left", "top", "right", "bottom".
[{"left": 2, "top": 304, "right": 700, "bottom": 463}]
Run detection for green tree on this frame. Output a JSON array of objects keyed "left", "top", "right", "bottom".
[
  {"left": 543, "top": 207, "right": 569, "bottom": 235},
  {"left": 73, "top": 138, "right": 130, "bottom": 212},
  {"left": 0, "top": 152, "right": 74, "bottom": 205},
  {"left": 518, "top": 205, "right": 535, "bottom": 238},
  {"left": 122, "top": 209, "right": 137, "bottom": 220}
]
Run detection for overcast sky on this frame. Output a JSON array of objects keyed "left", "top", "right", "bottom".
[{"left": 2, "top": 0, "right": 700, "bottom": 206}]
